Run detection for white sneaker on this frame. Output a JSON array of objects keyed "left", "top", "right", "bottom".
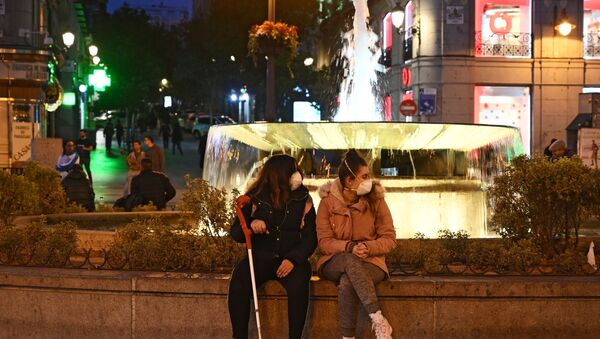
[{"left": 369, "top": 310, "right": 393, "bottom": 339}]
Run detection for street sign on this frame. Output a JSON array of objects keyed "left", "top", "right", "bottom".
[{"left": 400, "top": 99, "right": 417, "bottom": 116}]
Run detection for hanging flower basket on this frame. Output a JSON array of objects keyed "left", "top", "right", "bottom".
[{"left": 248, "top": 21, "right": 299, "bottom": 65}]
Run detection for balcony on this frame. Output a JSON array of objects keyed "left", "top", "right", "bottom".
[
  {"left": 475, "top": 31, "right": 531, "bottom": 58},
  {"left": 585, "top": 33, "right": 600, "bottom": 59}
]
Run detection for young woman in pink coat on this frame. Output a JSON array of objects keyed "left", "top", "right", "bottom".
[{"left": 316, "top": 149, "right": 397, "bottom": 339}]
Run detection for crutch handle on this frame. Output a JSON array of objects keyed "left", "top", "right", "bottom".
[{"left": 235, "top": 195, "right": 254, "bottom": 249}]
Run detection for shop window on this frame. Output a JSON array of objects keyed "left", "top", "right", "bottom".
[
  {"left": 381, "top": 13, "right": 393, "bottom": 68},
  {"left": 474, "top": 86, "right": 530, "bottom": 153},
  {"left": 584, "top": 0, "right": 600, "bottom": 59},
  {"left": 404, "top": 1, "right": 414, "bottom": 62},
  {"left": 475, "top": 0, "right": 531, "bottom": 58}
]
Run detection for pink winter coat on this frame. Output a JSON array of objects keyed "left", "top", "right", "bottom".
[{"left": 316, "top": 179, "right": 396, "bottom": 274}]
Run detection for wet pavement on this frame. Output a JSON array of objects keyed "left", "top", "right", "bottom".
[{"left": 90, "top": 129, "right": 203, "bottom": 208}]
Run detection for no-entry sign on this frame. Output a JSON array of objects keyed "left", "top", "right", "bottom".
[{"left": 400, "top": 99, "right": 417, "bottom": 116}]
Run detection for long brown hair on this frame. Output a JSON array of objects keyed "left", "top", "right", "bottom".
[{"left": 246, "top": 154, "right": 298, "bottom": 209}]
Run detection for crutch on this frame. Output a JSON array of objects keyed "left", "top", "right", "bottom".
[{"left": 235, "top": 195, "right": 262, "bottom": 339}]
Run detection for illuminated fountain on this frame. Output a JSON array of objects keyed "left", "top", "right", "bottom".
[
  {"left": 201, "top": 1, "right": 525, "bottom": 238},
  {"left": 203, "top": 123, "right": 524, "bottom": 238}
]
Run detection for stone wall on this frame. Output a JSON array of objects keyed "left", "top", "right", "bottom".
[{"left": 2, "top": 266, "right": 600, "bottom": 338}]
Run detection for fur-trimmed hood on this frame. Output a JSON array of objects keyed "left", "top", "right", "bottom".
[{"left": 318, "top": 178, "right": 385, "bottom": 202}]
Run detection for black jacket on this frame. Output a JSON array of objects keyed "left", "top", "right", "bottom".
[
  {"left": 231, "top": 185, "right": 317, "bottom": 265},
  {"left": 62, "top": 170, "right": 95, "bottom": 211},
  {"left": 130, "top": 169, "right": 176, "bottom": 209}
]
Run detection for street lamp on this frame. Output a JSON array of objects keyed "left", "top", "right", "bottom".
[
  {"left": 88, "top": 44, "right": 98, "bottom": 56},
  {"left": 303, "top": 57, "right": 314, "bottom": 66},
  {"left": 161, "top": 78, "right": 169, "bottom": 87},
  {"left": 62, "top": 32, "right": 75, "bottom": 48},
  {"left": 391, "top": 4, "right": 405, "bottom": 33},
  {"left": 92, "top": 56, "right": 101, "bottom": 65},
  {"left": 554, "top": 7, "right": 576, "bottom": 36}
]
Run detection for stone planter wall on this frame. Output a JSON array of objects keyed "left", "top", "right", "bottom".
[{"left": 1, "top": 266, "right": 600, "bottom": 338}]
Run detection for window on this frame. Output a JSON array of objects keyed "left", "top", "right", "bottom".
[
  {"left": 474, "top": 86, "right": 530, "bottom": 153},
  {"left": 584, "top": 0, "right": 600, "bottom": 59},
  {"left": 475, "top": 0, "right": 532, "bottom": 58},
  {"left": 404, "top": 1, "right": 414, "bottom": 62}
]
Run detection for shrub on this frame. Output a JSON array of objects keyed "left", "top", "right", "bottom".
[
  {"left": 0, "top": 171, "right": 37, "bottom": 227},
  {"left": 109, "top": 177, "right": 244, "bottom": 271},
  {"left": 0, "top": 220, "right": 77, "bottom": 266},
  {"left": 23, "top": 162, "right": 68, "bottom": 215},
  {"left": 489, "top": 155, "right": 596, "bottom": 256}
]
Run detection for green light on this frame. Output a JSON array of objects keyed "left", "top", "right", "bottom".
[
  {"left": 63, "top": 92, "right": 76, "bottom": 106},
  {"left": 88, "top": 69, "right": 111, "bottom": 92}
]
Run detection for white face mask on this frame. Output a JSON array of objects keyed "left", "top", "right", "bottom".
[
  {"left": 356, "top": 178, "right": 372, "bottom": 196},
  {"left": 290, "top": 171, "right": 303, "bottom": 191}
]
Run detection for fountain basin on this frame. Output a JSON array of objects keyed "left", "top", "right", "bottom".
[{"left": 203, "top": 122, "right": 524, "bottom": 238}]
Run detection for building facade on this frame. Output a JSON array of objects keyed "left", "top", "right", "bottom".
[
  {"left": 0, "top": 0, "right": 50, "bottom": 168},
  {"left": 368, "top": 0, "right": 600, "bottom": 153}
]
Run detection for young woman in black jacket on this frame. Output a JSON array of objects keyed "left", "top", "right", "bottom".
[{"left": 228, "top": 154, "right": 317, "bottom": 339}]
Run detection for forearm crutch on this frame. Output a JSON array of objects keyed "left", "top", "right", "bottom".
[{"left": 235, "top": 195, "right": 262, "bottom": 339}]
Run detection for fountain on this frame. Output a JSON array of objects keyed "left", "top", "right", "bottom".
[{"left": 202, "top": 1, "right": 525, "bottom": 238}]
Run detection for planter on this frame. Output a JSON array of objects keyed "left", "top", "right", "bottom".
[{"left": 258, "top": 36, "right": 286, "bottom": 56}]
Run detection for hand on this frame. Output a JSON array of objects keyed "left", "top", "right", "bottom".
[
  {"left": 352, "top": 243, "right": 369, "bottom": 259},
  {"left": 276, "top": 259, "right": 294, "bottom": 278},
  {"left": 250, "top": 219, "right": 269, "bottom": 234}
]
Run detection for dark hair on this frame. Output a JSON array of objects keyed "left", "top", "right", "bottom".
[
  {"left": 63, "top": 139, "right": 76, "bottom": 154},
  {"left": 144, "top": 135, "right": 154, "bottom": 143},
  {"left": 132, "top": 139, "right": 141, "bottom": 146},
  {"left": 79, "top": 129, "right": 86, "bottom": 133},
  {"left": 141, "top": 158, "right": 153, "bottom": 170},
  {"left": 246, "top": 154, "right": 298, "bottom": 209},
  {"left": 338, "top": 149, "right": 368, "bottom": 189}
]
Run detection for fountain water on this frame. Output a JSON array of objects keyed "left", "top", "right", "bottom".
[{"left": 336, "top": 0, "right": 382, "bottom": 121}]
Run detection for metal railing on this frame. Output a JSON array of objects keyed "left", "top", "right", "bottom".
[
  {"left": 475, "top": 31, "right": 531, "bottom": 57},
  {"left": 584, "top": 33, "right": 600, "bottom": 58},
  {"left": 1, "top": 245, "right": 598, "bottom": 276}
]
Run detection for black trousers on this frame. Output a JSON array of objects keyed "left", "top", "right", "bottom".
[
  {"left": 80, "top": 158, "right": 92, "bottom": 183},
  {"left": 228, "top": 251, "right": 311, "bottom": 339}
]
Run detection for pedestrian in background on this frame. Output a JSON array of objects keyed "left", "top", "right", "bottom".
[
  {"left": 159, "top": 122, "right": 171, "bottom": 149},
  {"left": 56, "top": 139, "right": 80, "bottom": 180},
  {"left": 62, "top": 164, "right": 95, "bottom": 212},
  {"left": 104, "top": 119, "right": 115, "bottom": 153},
  {"left": 123, "top": 139, "right": 145, "bottom": 196},
  {"left": 143, "top": 135, "right": 165, "bottom": 172},
  {"left": 76, "top": 129, "right": 94, "bottom": 184},
  {"left": 544, "top": 138, "right": 557, "bottom": 158},
  {"left": 548, "top": 139, "right": 571, "bottom": 162},
  {"left": 316, "top": 149, "right": 396, "bottom": 339},
  {"left": 115, "top": 120, "right": 124, "bottom": 149},
  {"left": 228, "top": 154, "right": 317, "bottom": 339},
  {"left": 171, "top": 122, "right": 183, "bottom": 155},
  {"left": 130, "top": 158, "right": 176, "bottom": 210}
]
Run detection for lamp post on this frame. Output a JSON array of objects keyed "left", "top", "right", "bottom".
[{"left": 265, "top": 0, "right": 276, "bottom": 122}]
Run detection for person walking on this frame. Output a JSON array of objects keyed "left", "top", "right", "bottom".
[
  {"left": 130, "top": 158, "right": 176, "bottom": 210},
  {"left": 316, "top": 149, "right": 397, "bottom": 339},
  {"left": 171, "top": 122, "right": 183, "bottom": 155},
  {"left": 61, "top": 164, "right": 95, "bottom": 212},
  {"left": 143, "top": 135, "right": 165, "bottom": 172},
  {"left": 56, "top": 139, "right": 80, "bottom": 180},
  {"left": 159, "top": 122, "right": 171, "bottom": 149},
  {"left": 104, "top": 119, "right": 115, "bottom": 153},
  {"left": 123, "top": 139, "right": 145, "bottom": 197},
  {"left": 115, "top": 120, "right": 124, "bottom": 149},
  {"left": 75, "top": 129, "right": 94, "bottom": 184},
  {"left": 228, "top": 154, "right": 317, "bottom": 339}
]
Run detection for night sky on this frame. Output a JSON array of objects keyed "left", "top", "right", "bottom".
[{"left": 107, "top": 0, "right": 192, "bottom": 14}]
